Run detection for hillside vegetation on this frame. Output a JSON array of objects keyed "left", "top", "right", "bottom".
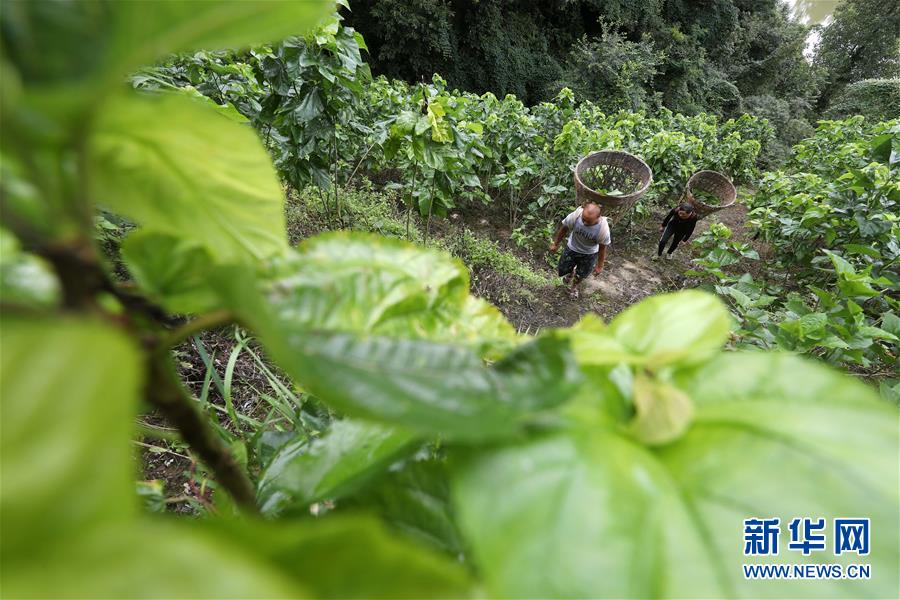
[{"left": 1, "top": 1, "right": 898, "bottom": 598}]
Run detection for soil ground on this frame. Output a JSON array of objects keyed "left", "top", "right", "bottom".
[{"left": 469, "top": 202, "right": 755, "bottom": 330}]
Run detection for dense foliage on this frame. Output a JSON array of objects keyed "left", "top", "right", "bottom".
[
  {"left": 140, "top": 33, "right": 772, "bottom": 243},
  {"left": 1, "top": 2, "right": 898, "bottom": 599},
  {"left": 688, "top": 117, "right": 899, "bottom": 386},
  {"left": 825, "top": 78, "right": 900, "bottom": 122},
  {"left": 348, "top": 0, "right": 817, "bottom": 111},
  {"left": 813, "top": 0, "right": 900, "bottom": 110},
  {"left": 347, "top": 0, "right": 900, "bottom": 165},
  {"left": 347, "top": 0, "right": 823, "bottom": 154}
]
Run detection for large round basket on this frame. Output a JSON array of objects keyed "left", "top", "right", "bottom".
[
  {"left": 573, "top": 150, "right": 653, "bottom": 222},
  {"left": 683, "top": 170, "right": 736, "bottom": 218}
]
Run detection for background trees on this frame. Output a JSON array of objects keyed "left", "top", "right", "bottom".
[
  {"left": 813, "top": 0, "right": 900, "bottom": 110},
  {"left": 345, "top": 0, "right": 899, "bottom": 165}
]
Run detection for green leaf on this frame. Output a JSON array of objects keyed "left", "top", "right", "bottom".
[
  {"left": 414, "top": 114, "right": 432, "bottom": 136},
  {"left": 3, "top": 0, "right": 332, "bottom": 92},
  {"left": 6, "top": 521, "right": 308, "bottom": 599},
  {"left": 843, "top": 243, "right": 882, "bottom": 259},
  {"left": 566, "top": 314, "right": 638, "bottom": 367},
  {"left": 0, "top": 227, "right": 60, "bottom": 307},
  {"left": 427, "top": 103, "right": 453, "bottom": 143},
  {"left": 574, "top": 291, "right": 732, "bottom": 368},
  {"left": 208, "top": 234, "right": 576, "bottom": 440},
  {"left": 348, "top": 458, "right": 466, "bottom": 556},
  {"left": 260, "top": 232, "right": 468, "bottom": 334},
  {"left": 90, "top": 93, "right": 288, "bottom": 263},
  {"left": 823, "top": 249, "right": 855, "bottom": 276},
  {"left": 245, "top": 327, "right": 579, "bottom": 441},
  {"left": 881, "top": 312, "right": 900, "bottom": 337},
  {"left": 175, "top": 86, "right": 249, "bottom": 122},
  {"left": 628, "top": 372, "right": 694, "bottom": 445},
  {"left": 856, "top": 325, "right": 898, "bottom": 341},
  {"left": 213, "top": 515, "right": 474, "bottom": 599},
  {"left": 392, "top": 110, "right": 419, "bottom": 136},
  {"left": 294, "top": 88, "right": 325, "bottom": 123},
  {"left": 120, "top": 231, "right": 220, "bottom": 314},
  {"left": 0, "top": 317, "right": 140, "bottom": 553},
  {"left": 257, "top": 420, "right": 416, "bottom": 515},
  {"left": 870, "top": 133, "right": 892, "bottom": 164},
  {"left": 221, "top": 232, "right": 517, "bottom": 356},
  {"left": 837, "top": 277, "right": 881, "bottom": 299},
  {"left": 453, "top": 352, "right": 899, "bottom": 598}
]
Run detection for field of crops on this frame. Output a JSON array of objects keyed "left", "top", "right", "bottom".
[{"left": 2, "top": 1, "right": 898, "bottom": 598}]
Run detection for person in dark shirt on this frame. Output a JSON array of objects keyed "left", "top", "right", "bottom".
[{"left": 653, "top": 202, "right": 697, "bottom": 260}]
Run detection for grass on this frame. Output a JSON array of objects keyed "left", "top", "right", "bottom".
[
  {"left": 286, "top": 180, "right": 420, "bottom": 244},
  {"left": 287, "top": 180, "right": 552, "bottom": 289},
  {"left": 441, "top": 228, "right": 553, "bottom": 288}
]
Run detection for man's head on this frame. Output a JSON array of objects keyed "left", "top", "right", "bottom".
[
  {"left": 582, "top": 203, "right": 602, "bottom": 226},
  {"left": 676, "top": 202, "right": 696, "bottom": 220}
]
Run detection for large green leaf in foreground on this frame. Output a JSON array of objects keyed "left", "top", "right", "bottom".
[
  {"left": 257, "top": 419, "right": 416, "bottom": 515},
  {"left": 2, "top": 0, "right": 332, "bottom": 104},
  {"left": 91, "top": 93, "right": 288, "bottom": 263},
  {"left": 213, "top": 515, "right": 474, "bottom": 599},
  {"left": 255, "top": 232, "right": 517, "bottom": 354},
  {"left": 568, "top": 290, "right": 733, "bottom": 368},
  {"left": 119, "top": 231, "right": 221, "bottom": 314},
  {"left": 214, "top": 233, "right": 578, "bottom": 440},
  {"left": 1, "top": 316, "right": 474, "bottom": 598},
  {"left": 0, "top": 318, "right": 139, "bottom": 550},
  {"left": 453, "top": 293, "right": 899, "bottom": 599},
  {"left": 241, "top": 324, "right": 579, "bottom": 441},
  {"left": 0, "top": 317, "right": 299, "bottom": 597}
]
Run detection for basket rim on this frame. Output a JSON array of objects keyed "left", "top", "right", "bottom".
[
  {"left": 574, "top": 149, "right": 653, "bottom": 203},
  {"left": 685, "top": 169, "right": 736, "bottom": 209}
]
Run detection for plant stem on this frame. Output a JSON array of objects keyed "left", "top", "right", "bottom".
[
  {"left": 332, "top": 129, "right": 341, "bottom": 227},
  {"left": 424, "top": 175, "right": 436, "bottom": 245},
  {"left": 146, "top": 350, "right": 259, "bottom": 513},
  {"left": 39, "top": 239, "right": 107, "bottom": 310},
  {"left": 406, "top": 158, "right": 419, "bottom": 240},
  {"left": 211, "top": 72, "right": 226, "bottom": 101},
  {"left": 317, "top": 187, "right": 332, "bottom": 225},
  {"left": 164, "top": 309, "right": 235, "bottom": 348},
  {"left": 346, "top": 141, "right": 376, "bottom": 187}
]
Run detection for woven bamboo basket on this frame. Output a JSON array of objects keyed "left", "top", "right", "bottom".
[
  {"left": 683, "top": 170, "right": 736, "bottom": 218},
  {"left": 573, "top": 150, "right": 653, "bottom": 222}
]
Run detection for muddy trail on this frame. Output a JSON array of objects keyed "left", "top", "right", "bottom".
[{"left": 468, "top": 203, "right": 754, "bottom": 331}]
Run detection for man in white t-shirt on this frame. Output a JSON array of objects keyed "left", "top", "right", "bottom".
[{"left": 549, "top": 203, "right": 611, "bottom": 298}]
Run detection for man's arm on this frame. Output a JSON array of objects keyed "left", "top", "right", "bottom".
[
  {"left": 550, "top": 224, "right": 569, "bottom": 252},
  {"left": 593, "top": 244, "right": 608, "bottom": 274}
]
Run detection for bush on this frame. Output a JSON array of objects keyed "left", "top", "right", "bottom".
[
  {"left": 743, "top": 94, "right": 815, "bottom": 167},
  {"left": 288, "top": 181, "right": 417, "bottom": 244},
  {"left": 554, "top": 28, "right": 662, "bottom": 112},
  {"left": 825, "top": 79, "right": 900, "bottom": 122},
  {"left": 734, "top": 117, "right": 900, "bottom": 372}
]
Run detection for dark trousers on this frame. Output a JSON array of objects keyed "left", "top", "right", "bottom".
[
  {"left": 658, "top": 222, "right": 686, "bottom": 255},
  {"left": 557, "top": 247, "right": 598, "bottom": 281}
]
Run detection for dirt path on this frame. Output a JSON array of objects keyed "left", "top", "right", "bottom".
[{"left": 476, "top": 203, "right": 753, "bottom": 332}]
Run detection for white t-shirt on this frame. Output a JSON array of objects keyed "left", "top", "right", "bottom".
[{"left": 562, "top": 207, "right": 611, "bottom": 254}]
